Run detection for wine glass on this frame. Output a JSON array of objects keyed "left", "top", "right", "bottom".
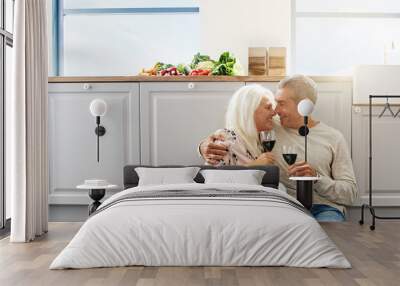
[
  {"left": 260, "top": 130, "right": 276, "bottom": 152},
  {"left": 282, "top": 145, "right": 297, "bottom": 165}
]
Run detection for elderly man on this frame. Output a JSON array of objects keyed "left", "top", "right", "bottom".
[{"left": 199, "top": 75, "right": 358, "bottom": 221}]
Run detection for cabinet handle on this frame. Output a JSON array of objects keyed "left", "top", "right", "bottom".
[
  {"left": 83, "top": 83, "right": 92, "bottom": 90},
  {"left": 188, "top": 82, "right": 195, "bottom": 89}
]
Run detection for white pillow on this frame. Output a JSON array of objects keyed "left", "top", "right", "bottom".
[
  {"left": 135, "top": 167, "right": 200, "bottom": 186},
  {"left": 200, "top": 169, "right": 266, "bottom": 185}
]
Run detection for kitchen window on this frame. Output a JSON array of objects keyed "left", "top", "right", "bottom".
[
  {"left": 291, "top": 0, "right": 400, "bottom": 75},
  {"left": 53, "top": 0, "right": 200, "bottom": 76}
]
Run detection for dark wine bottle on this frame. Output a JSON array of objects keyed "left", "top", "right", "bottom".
[
  {"left": 282, "top": 153, "right": 297, "bottom": 165},
  {"left": 262, "top": 140, "right": 276, "bottom": 152}
]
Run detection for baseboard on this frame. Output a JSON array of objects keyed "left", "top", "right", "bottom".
[
  {"left": 49, "top": 205, "right": 89, "bottom": 222},
  {"left": 346, "top": 206, "right": 400, "bottom": 223},
  {"left": 358, "top": 195, "right": 400, "bottom": 206}
]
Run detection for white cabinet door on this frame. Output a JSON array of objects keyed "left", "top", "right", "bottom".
[
  {"left": 313, "top": 82, "right": 352, "bottom": 149},
  {"left": 140, "top": 82, "right": 244, "bottom": 165},
  {"left": 48, "top": 83, "right": 140, "bottom": 204},
  {"left": 352, "top": 105, "right": 400, "bottom": 206},
  {"left": 254, "top": 81, "right": 353, "bottom": 150}
]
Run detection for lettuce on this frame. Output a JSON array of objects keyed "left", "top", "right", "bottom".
[{"left": 211, "top": 52, "right": 237, "bottom": 76}]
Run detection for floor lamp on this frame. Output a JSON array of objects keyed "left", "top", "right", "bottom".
[{"left": 290, "top": 99, "right": 319, "bottom": 210}]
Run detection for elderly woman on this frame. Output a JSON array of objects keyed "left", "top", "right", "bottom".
[{"left": 202, "top": 84, "right": 277, "bottom": 166}]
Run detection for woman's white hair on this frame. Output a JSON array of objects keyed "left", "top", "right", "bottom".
[
  {"left": 225, "top": 84, "right": 275, "bottom": 158},
  {"left": 278, "top": 74, "right": 318, "bottom": 104}
]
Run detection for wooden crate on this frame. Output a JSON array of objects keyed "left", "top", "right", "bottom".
[
  {"left": 248, "top": 47, "right": 268, "bottom": 76},
  {"left": 268, "top": 47, "right": 286, "bottom": 76}
]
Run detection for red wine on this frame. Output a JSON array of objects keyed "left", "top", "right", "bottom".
[
  {"left": 282, "top": 153, "right": 297, "bottom": 165},
  {"left": 262, "top": 140, "right": 276, "bottom": 152}
]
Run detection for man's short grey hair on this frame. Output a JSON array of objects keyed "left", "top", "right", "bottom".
[{"left": 278, "top": 75, "right": 318, "bottom": 104}]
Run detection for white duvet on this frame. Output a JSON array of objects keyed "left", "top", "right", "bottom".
[{"left": 50, "top": 183, "right": 350, "bottom": 269}]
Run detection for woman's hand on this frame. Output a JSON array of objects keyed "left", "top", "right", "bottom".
[{"left": 248, "top": 152, "right": 275, "bottom": 166}]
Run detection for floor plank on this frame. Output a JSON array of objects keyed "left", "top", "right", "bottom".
[{"left": 0, "top": 221, "right": 399, "bottom": 286}]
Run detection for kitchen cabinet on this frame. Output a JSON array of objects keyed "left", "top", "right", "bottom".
[
  {"left": 139, "top": 82, "right": 244, "bottom": 165},
  {"left": 48, "top": 77, "right": 354, "bottom": 206},
  {"left": 313, "top": 81, "right": 352, "bottom": 149},
  {"left": 48, "top": 83, "right": 140, "bottom": 204}
]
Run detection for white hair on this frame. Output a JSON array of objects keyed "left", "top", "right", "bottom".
[
  {"left": 278, "top": 74, "right": 318, "bottom": 104},
  {"left": 225, "top": 84, "right": 275, "bottom": 158}
]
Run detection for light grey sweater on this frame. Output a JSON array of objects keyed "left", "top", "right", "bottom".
[{"left": 272, "top": 120, "right": 358, "bottom": 214}]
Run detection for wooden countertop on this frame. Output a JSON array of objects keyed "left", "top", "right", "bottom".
[{"left": 48, "top": 75, "right": 352, "bottom": 83}]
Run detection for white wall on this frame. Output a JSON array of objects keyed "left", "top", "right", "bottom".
[
  {"left": 47, "top": 0, "right": 292, "bottom": 75},
  {"left": 199, "top": 0, "right": 291, "bottom": 74}
]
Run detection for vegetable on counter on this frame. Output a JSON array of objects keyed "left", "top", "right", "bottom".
[
  {"left": 159, "top": 66, "right": 182, "bottom": 76},
  {"left": 177, "top": 63, "right": 192, "bottom": 75},
  {"left": 190, "top": 53, "right": 213, "bottom": 69},
  {"left": 195, "top": 60, "right": 215, "bottom": 71},
  {"left": 138, "top": 69, "right": 154, "bottom": 76},
  {"left": 139, "top": 62, "right": 182, "bottom": 76},
  {"left": 154, "top": 62, "right": 164, "bottom": 72},
  {"left": 138, "top": 51, "right": 243, "bottom": 76},
  {"left": 190, "top": 69, "right": 211, "bottom": 76},
  {"left": 138, "top": 62, "right": 164, "bottom": 76},
  {"left": 211, "top": 51, "right": 243, "bottom": 76}
]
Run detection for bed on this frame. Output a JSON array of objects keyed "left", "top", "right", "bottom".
[{"left": 50, "top": 165, "right": 350, "bottom": 269}]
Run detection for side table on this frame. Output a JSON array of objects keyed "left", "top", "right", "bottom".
[
  {"left": 289, "top": 176, "right": 320, "bottom": 210},
  {"left": 77, "top": 181, "right": 118, "bottom": 215}
]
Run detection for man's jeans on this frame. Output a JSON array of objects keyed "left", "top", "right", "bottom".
[{"left": 310, "top": 204, "right": 345, "bottom": 222}]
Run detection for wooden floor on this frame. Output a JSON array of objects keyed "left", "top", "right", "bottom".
[{"left": 1, "top": 221, "right": 400, "bottom": 286}]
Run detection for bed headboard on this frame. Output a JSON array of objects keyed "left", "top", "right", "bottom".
[{"left": 123, "top": 165, "right": 280, "bottom": 189}]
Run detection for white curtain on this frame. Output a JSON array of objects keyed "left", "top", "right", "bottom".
[{"left": 8, "top": 0, "right": 49, "bottom": 242}]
